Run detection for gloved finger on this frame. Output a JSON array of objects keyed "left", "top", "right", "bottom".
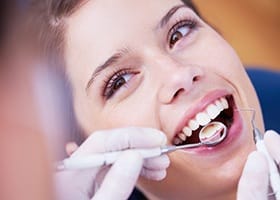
[
  {"left": 143, "top": 154, "right": 170, "bottom": 170},
  {"left": 55, "top": 168, "right": 98, "bottom": 200},
  {"left": 92, "top": 151, "right": 143, "bottom": 200},
  {"left": 264, "top": 130, "right": 280, "bottom": 165},
  {"left": 72, "top": 127, "right": 166, "bottom": 157},
  {"left": 140, "top": 154, "right": 169, "bottom": 181},
  {"left": 65, "top": 142, "right": 79, "bottom": 156},
  {"left": 237, "top": 151, "right": 269, "bottom": 200},
  {"left": 140, "top": 168, "right": 167, "bottom": 181}
]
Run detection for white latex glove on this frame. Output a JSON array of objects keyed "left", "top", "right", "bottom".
[
  {"left": 55, "top": 127, "right": 169, "bottom": 200},
  {"left": 237, "top": 130, "right": 280, "bottom": 200}
]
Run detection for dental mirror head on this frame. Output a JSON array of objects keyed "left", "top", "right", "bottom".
[{"left": 199, "top": 121, "right": 227, "bottom": 146}]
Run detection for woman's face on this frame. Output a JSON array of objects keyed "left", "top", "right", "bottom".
[{"left": 64, "top": 0, "right": 263, "bottom": 199}]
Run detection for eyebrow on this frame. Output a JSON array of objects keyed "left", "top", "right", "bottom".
[
  {"left": 159, "top": 4, "right": 186, "bottom": 28},
  {"left": 86, "top": 48, "right": 129, "bottom": 91},
  {"left": 86, "top": 4, "right": 186, "bottom": 91}
]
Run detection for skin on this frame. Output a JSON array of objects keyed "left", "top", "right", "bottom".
[{"left": 63, "top": 0, "right": 264, "bottom": 199}]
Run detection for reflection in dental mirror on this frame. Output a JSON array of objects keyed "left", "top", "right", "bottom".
[
  {"left": 199, "top": 121, "right": 227, "bottom": 146},
  {"left": 174, "top": 121, "right": 228, "bottom": 150}
]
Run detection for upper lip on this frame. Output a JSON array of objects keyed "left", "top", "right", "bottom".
[{"left": 173, "top": 90, "right": 231, "bottom": 140}]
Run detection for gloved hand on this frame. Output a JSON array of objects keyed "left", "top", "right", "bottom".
[
  {"left": 237, "top": 130, "right": 280, "bottom": 200},
  {"left": 55, "top": 127, "right": 169, "bottom": 200}
]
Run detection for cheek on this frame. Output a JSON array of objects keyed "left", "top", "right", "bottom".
[
  {"left": 190, "top": 29, "right": 256, "bottom": 98},
  {"left": 179, "top": 28, "right": 262, "bottom": 124},
  {"left": 73, "top": 96, "right": 101, "bottom": 134},
  {"left": 184, "top": 27, "right": 245, "bottom": 77},
  {"left": 203, "top": 34, "right": 244, "bottom": 76},
  {"left": 201, "top": 31, "right": 263, "bottom": 129},
  {"left": 102, "top": 102, "right": 158, "bottom": 129}
]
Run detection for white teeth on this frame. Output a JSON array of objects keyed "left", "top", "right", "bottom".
[
  {"left": 188, "top": 119, "right": 199, "bottom": 131},
  {"left": 175, "top": 97, "right": 230, "bottom": 145},
  {"left": 173, "top": 137, "right": 182, "bottom": 145},
  {"left": 221, "top": 97, "right": 229, "bottom": 109},
  {"left": 196, "top": 112, "right": 211, "bottom": 126},
  {"left": 182, "top": 126, "right": 192, "bottom": 137},
  {"left": 206, "top": 104, "right": 220, "bottom": 119},
  {"left": 215, "top": 100, "right": 224, "bottom": 112},
  {"left": 178, "top": 133, "right": 187, "bottom": 141}
]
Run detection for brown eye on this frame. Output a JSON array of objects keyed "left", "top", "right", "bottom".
[
  {"left": 170, "top": 31, "right": 184, "bottom": 48},
  {"left": 113, "top": 76, "right": 126, "bottom": 90},
  {"left": 168, "top": 19, "right": 197, "bottom": 48},
  {"left": 104, "top": 71, "right": 135, "bottom": 99}
]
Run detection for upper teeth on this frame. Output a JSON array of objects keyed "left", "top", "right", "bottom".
[{"left": 173, "top": 97, "right": 229, "bottom": 145}]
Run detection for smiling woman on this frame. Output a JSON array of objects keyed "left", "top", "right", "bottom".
[{"left": 30, "top": 0, "right": 280, "bottom": 200}]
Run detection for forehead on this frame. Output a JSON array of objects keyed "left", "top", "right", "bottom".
[
  {"left": 64, "top": 0, "right": 184, "bottom": 85},
  {"left": 65, "top": 0, "right": 184, "bottom": 52},
  {"left": 69, "top": 0, "right": 183, "bottom": 24}
]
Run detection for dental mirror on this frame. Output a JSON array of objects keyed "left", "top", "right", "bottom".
[
  {"left": 199, "top": 121, "right": 227, "bottom": 146},
  {"left": 166, "top": 121, "right": 228, "bottom": 153}
]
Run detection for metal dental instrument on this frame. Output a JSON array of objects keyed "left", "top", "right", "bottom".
[
  {"left": 251, "top": 110, "right": 280, "bottom": 200},
  {"left": 238, "top": 108, "right": 280, "bottom": 200},
  {"left": 56, "top": 121, "right": 227, "bottom": 171}
]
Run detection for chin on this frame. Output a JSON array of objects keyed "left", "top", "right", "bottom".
[{"left": 139, "top": 151, "right": 250, "bottom": 200}]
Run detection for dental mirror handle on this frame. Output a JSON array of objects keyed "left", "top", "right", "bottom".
[
  {"left": 254, "top": 128, "right": 280, "bottom": 200},
  {"left": 56, "top": 147, "right": 162, "bottom": 170},
  {"left": 56, "top": 142, "right": 203, "bottom": 170}
]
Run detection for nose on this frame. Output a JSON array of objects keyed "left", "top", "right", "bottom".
[{"left": 158, "top": 64, "right": 204, "bottom": 104}]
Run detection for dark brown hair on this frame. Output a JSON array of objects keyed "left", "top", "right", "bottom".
[
  {"left": 29, "top": 0, "right": 88, "bottom": 66},
  {"left": 28, "top": 0, "right": 92, "bottom": 145}
]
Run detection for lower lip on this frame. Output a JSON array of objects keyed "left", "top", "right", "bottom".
[{"left": 180, "top": 109, "right": 243, "bottom": 155}]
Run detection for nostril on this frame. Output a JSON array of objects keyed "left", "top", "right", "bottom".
[
  {"left": 193, "top": 75, "right": 200, "bottom": 82},
  {"left": 174, "top": 88, "right": 184, "bottom": 98},
  {"left": 173, "top": 75, "right": 200, "bottom": 99},
  {"left": 160, "top": 67, "right": 203, "bottom": 104}
]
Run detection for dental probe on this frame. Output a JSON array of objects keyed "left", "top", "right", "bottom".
[
  {"left": 56, "top": 121, "right": 227, "bottom": 171},
  {"left": 250, "top": 111, "right": 280, "bottom": 200}
]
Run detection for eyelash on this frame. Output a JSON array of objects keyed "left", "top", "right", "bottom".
[
  {"left": 102, "top": 68, "right": 139, "bottom": 99},
  {"left": 168, "top": 18, "right": 198, "bottom": 48}
]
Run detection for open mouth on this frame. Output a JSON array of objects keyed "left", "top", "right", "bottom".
[{"left": 173, "top": 95, "right": 235, "bottom": 146}]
